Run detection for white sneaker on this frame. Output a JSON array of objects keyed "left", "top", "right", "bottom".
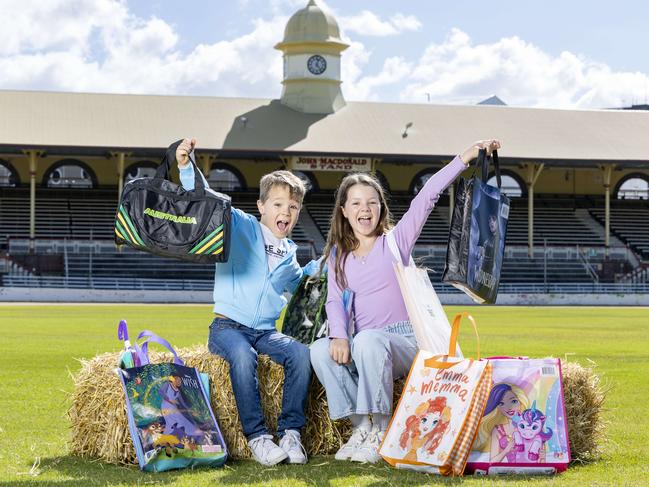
[
  {"left": 350, "top": 428, "right": 385, "bottom": 463},
  {"left": 334, "top": 428, "right": 368, "bottom": 461},
  {"left": 279, "top": 429, "right": 308, "bottom": 464},
  {"left": 248, "top": 434, "right": 288, "bottom": 466}
]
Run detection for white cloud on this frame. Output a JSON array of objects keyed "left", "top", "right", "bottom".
[
  {"left": 2, "top": 1, "right": 648, "bottom": 110},
  {"left": 339, "top": 10, "right": 421, "bottom": 37},
  {"left": 269, "top": 0, "right": 308, "bottom": 16},
  {"left": 400, "top": 28, "right": 649, "bottom": 109},
  {"left": 0, "top": 0, "right": 128, "bottom": 56},
  {"left": 388, "top": 13, "right": 422, "bottom": 33},
  {"left": 345, "top": 56, "right": 412, "bottom": 101},
  {"left": 0, "top": 0, "right": 287, "bottom": 97}
]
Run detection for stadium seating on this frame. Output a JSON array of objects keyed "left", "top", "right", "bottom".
[
  {"left": 589, "top": 207, "right": 649, "bottom": 259},
  {"left": 0, "top": 191, "right": 313, "bottom": 246},
  {"left": 1, "top": 190, "right": 646, "bottom": 290}
]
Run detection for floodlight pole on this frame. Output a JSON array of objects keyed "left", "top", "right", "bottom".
[{"left": 525, "top": 163, "right": 544, "bottom": 258}]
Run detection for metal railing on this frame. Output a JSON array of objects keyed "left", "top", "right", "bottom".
[{"left": 2, "top": 275, "right": 212, "bottom": 291}]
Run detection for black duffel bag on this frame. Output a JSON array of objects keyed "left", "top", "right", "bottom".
[
  {"left": 442, "top": 149, "right": 509, "bottom": 304},
  {"left": 114, "top": 140, "right": 231, "bottom": 263}
]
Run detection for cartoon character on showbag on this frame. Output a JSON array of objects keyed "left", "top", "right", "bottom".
[
  {"left": 473, "top": 383, "right": 531, "bottom": 463},
  {"left": 159, "top": 374, "right": 204, "bottom": 440},
  {"left": 399, "top": 397, "right": 452, "bottom": 462},
  {"left": 511, "top": 401, "right": 553, "bottom": 462},
  {"left": 141, "top": 422, "right": 183, "bottom": 458}
]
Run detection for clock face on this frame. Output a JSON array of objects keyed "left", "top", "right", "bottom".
[{"left": 307, "top": 55, "right": 327, "bottom": 75}]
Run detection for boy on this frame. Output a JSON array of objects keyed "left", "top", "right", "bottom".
[{"left": 176, "top": 138, "right": 317, "bottom": 466}]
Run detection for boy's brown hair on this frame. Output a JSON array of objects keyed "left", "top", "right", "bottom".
[{"left": 259, "top": 170, "right": 307, "bottom": 205}]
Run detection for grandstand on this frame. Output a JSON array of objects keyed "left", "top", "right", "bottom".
[
  {"left": 1, "top": 0, "right": 648, "bottom": 301},
  {"left": 2, "top": 185, "right": 646, "bottom": 297}
]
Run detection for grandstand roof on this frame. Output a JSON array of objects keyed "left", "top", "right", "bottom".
[{"left": 2, "top": 89, "right": 649, "bottom": 167}]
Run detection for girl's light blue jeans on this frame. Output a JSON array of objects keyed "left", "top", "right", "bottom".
[{"left": 310, "top": 321, "right": 418, "bottom": 420}]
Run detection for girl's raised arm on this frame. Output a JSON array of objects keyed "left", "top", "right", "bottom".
[{"left": 390, "top": 156, "right": 466, "bottom": 263}]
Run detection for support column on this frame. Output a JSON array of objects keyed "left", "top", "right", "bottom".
[
  {"left": 116, "top": 152, "right": 126, "bottom": 201},
  {"left": 110, "top": 151, "right": 130, "bottom": 201},
  {"left": 24, "top": 150, "right": 43, "bottom": 252},
  {"left": 197, "top": 153, "right": 214, "bottom": 178},
  {"left": 281, "top": 156, "right": 291, "bottom": 170},
  {"left": 370, "top": 158, "right": 381, "bottom": 176},
  {"left": 601, "top": 165, "right": 614, "bottom": 253},
  {"left": 525, "top": 163, "right": 544, "bottom": 257}
]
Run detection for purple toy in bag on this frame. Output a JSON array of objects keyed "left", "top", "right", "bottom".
[{"left": 466, "top": 357, "right": 570, "bottom": 475}]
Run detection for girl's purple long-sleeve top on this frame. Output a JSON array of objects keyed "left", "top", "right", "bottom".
[{"left": 326, "top": 156, "right": 466, "bottom": 339}]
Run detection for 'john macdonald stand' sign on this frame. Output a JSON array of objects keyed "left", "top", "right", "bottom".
[{"left": 290, "top": 156, "right": 372, "bottom": 172}]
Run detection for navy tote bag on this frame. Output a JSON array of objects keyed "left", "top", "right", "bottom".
[{"left": 443, "top": 149, "right": 510, "bottom": 304}]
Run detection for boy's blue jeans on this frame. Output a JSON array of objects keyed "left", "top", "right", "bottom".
[{"left": 208, "top": 317, "right": 311, "bottom": 441}]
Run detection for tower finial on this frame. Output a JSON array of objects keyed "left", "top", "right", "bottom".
[{"left": 275, "top": 0, "right": 348, "bottom": 113}]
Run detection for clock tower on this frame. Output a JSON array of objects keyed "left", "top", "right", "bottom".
[{"left": 275, "top": 0, "right": 348, "bottom": 114}]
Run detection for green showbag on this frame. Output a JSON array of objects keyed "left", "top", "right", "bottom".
[
  {"left": 117, "top": 322, "right": 227, "bottom": 472},
  {"left": 281, "top": 275, "right": 328, "bottom": 344}
]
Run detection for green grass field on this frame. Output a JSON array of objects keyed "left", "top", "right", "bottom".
[{"left": 1, "top": 304, "right": 648, "bottom": 486}]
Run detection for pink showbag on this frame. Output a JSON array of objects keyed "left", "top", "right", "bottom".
[{"left": 466, "top": 357, "right": 571, "bottom": 475}]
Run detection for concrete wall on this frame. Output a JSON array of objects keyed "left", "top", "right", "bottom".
[{"left": 2, "top": 287, "right": 648, "bottom": 306}]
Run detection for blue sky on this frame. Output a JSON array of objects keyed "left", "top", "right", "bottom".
[{"left": 2, "top": 0, "right": 648, "bottom": 108}]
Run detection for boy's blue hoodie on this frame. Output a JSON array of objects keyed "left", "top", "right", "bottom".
[{"left": 180, "top": 164, "right": 317, "bottom": 330}]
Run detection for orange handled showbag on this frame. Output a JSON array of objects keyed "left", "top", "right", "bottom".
[{"left": 379, "top": 313, "right": 492, "bottom": 476}]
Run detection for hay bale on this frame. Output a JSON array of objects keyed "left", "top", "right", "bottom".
[
  {"left": 68, "top": 348, "right": 605, "bottom": 464},
  {"left": 68, "top": 345, "right": 350, "bottom": 462},
  {"left": 562, "top": 360, "right": 608, "bottom": 462}
]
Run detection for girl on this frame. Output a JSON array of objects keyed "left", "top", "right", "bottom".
[
  {"left": 474, "top": 382, "right": 531, "bottom": 463},
  {"left": 310, "top": 139, "right": 501, "bottom": 463}
]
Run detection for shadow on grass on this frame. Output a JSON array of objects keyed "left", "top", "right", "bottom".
[
  {"left": 23, "top": 455, "right": 184, "bottom": 485},
  {"left": 31, "top": 455, "right": 564, "bottom": 486},
  {"left": 216, "top": 457, "right": 562, "bottom": 486}
]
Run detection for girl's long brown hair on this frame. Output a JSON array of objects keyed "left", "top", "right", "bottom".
[{"left": 320, "top": 173, "right": 393, "bottom": 290}]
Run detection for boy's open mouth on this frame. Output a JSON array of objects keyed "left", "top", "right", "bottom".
[{"left": 277, "top": 220, "right": 289, "bottom": 233}]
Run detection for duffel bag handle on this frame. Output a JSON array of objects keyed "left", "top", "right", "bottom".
[
  {"left": 136, "top": 330, "right": 185, "bottom": 366},
  {"left": 155, "top": 139, "right": 205, "bottom": 193},
  {"left": 423, "top": 312, "right": 480, "bottom": 369}
]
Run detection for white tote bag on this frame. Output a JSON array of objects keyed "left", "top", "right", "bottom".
[{"left": 386, "top": 232, "right": 461, "bottom": 356}]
